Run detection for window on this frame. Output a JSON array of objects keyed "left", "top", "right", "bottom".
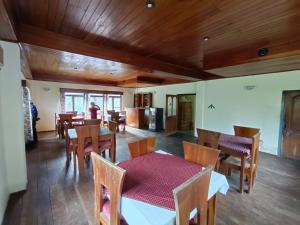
[
  {"left": 65, "top": 92, "right": 85, "bottom": 113},
  {"left": 108, "top": 95, "right": 122, "bottom": 112},
  {"left": 61, "top": 89, "right": 123, "bottom": 116},
  {"left": 88, "top": 94, "right": 104, "bottom": 111}
]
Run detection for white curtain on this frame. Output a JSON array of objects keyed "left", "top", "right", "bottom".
[{"left": 23, "top": 86, "right": 33, "bottom": 143}]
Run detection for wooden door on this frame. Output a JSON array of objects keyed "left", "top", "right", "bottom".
[
  {"left": 165, "top": 95, "right": 177, "bottom": 133},
  {"left": 282, "top": 91, "right": 300, "bottom": 159}
]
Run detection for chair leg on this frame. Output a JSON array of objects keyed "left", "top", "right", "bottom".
[{"left": 240, "top": 155, "right": 245, "bottom": 193}]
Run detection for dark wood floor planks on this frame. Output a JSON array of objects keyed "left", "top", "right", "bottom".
[{"left": 2, "top": 127, "right": 300, "bottom": 225}]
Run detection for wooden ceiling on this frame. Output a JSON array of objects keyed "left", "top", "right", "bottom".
[{"left": 1, "top": 0, "right": 300, "bottom": 87}]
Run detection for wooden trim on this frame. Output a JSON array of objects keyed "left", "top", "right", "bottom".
[
  {"left": 0, "top": 0, "right": 17, "bottom": 41},
  {"left": 32, "top": 71, "right": 118, "bottom": 87},
  {"left": 17, "top": 24, "right": 218, "bottom": 80},
  {"left": 60, "top": 88, "right": 123, "bottom": 96}
]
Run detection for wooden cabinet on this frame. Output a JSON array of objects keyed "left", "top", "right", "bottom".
[
  {"left": 126, "top": 108, "right": 145, "bottom": 129},
  {"left": 134, "top": 93, "right": 152, "bottom": 108}
]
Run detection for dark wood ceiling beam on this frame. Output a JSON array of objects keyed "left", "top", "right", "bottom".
[
  {"left": 203, "top": 38, "right": 300, "bottom": 70},
  {"left": 32, "top": 71, "right": 118, "bottom": 87},
  {"left": 0, "top": 0, "right": 17, "bottom": 41},
  {"left": 17, "top": 24, "right": 219, "bottom": 80},
  {"left": 117, "top": 76, "right": 164, "bottom": 86}
]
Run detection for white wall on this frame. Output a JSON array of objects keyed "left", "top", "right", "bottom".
[
  {"left": 137, "top": 70, "right": 300, "bottom": 155},
  {"left": 28, "top": 80, "right": 135, "bottom": 131},
  {"left": 0, "top": 41, "right": 28, "bottom": 222}
]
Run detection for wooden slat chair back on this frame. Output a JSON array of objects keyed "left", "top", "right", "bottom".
[
  {"left": 233, "top": 125, "right": 260, "bottom": 138},
  {"left": 84, "top": 119, "right": 102, "bottom": 126},
  {"left": 58, "top": 113, "right": 73, "bottom": 138},
  {"left": 91, "top": 152, "right": 126, "bottom": 225},
  {"left": 173, "top": 166, "right": 213, "bottom": 225},
  {"left": 196, "top": 128, "right": 220, "bottom": 149},
  {"left": 128, "top": 137, "right": 156, "bottom": 159},
  {"left": 108, "top": 121, "right": 118, "bottom": 132},
  {"left": 183, "top": 141, "right": 220, "bottom": 168},
  {"left": 75, "top": 125, "right": 99, "bottom": 171}
]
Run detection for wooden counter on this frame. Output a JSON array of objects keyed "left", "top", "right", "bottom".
[{"left": 126, "top": 108, "right": 145, "bottom": 129}]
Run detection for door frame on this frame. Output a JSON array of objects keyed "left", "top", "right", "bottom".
[
  {"left": 177, "top": 93, "right": 196, "bottom": 131},
  {"left": 278, "top": 90, "right": 300, "bottom": 157},
  {"left": 165, "top": 94, "right": 178, "bottom": 133}
]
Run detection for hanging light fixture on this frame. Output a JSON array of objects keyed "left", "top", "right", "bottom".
[{"left": 145, "top": 0, "right": 155, "bottom": 9}]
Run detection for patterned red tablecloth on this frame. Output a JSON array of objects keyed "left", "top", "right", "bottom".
[
  {"left": 119, "top": 152, "right": 202, "bottom": 210},
  {"left": 218, "top": 133, "right": 252, "bottom": 155}
]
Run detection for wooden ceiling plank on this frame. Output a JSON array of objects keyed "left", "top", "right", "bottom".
[
  {"left": 32, "top": 70, "right": 118, "bottom": 86},
  {"left": 0, "top": 0, "right": 17, "bottom": 41},
  {"left": 203, "top": 38, "right": 300, "bottom": 70},
  {"left": 18, "top": 24, "right": 212, "bottom": 80}
]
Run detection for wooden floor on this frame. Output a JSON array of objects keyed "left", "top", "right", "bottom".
[{"left": 3, "top": 127, "right": 300, "bottom": 225}]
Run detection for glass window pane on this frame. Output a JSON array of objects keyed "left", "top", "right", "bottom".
[
  {"left": 167, "top": 96, "right": 172, "bottom": 117},
  {"left": 65, "top": 96, "right": 73, "bottom": 112},
  {"left": 74, "top": 96, "right": 84, "bottom": 113},
  {"left": 107, "top": 97, "right": 113, "bottom": 110},
  {"left": 172, "top": 97, "right": 177, "bottom": 116},
  {"left": 114, "top": 97, "right": 121, "bottom": 111}
]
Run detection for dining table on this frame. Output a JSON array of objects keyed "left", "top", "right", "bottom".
[
  {"left": 118, "top": 150, "right": 229, "bottom": 225},
  {"left": 67, "top": 127, "right": 116, "bottom": 172}
]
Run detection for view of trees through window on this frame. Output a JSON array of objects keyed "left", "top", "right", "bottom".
[{"left": 64, "top": 91, "right": 122, "bottom": 115}]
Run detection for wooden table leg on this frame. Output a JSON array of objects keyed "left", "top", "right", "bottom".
[
  {"left": 208, "top": 194, "right": 217, "bottom": 225},
  {"left": 66, "top": 134, "right": 70, "bottom": 163},
  {"left": 111, "top": 134, "right": 116, "bottom": 163},
  {"left": 77, "top": 149, "right": 84, "bottom": 173},
  {"left": 240, "top": 154, "right": 245, "bottom": 193}
]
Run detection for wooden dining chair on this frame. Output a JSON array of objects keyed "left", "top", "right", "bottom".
[
  {"left": 91, "top": 152, "right": 126, "bottom": 225},
  {"left": 99, "top": 121, "right": 118, "bottom": 159},
  {"left": 128, "top": 137, "right": 156, "bottom": 159},
  {"left": 196, "top": 128, "right": 224, "bottom": 170},
  {"left": 173, "top": 166, "right": 213, "bottom": 225},
  {"left": 233, "top": 125, "right": 260, "bottom": 138},
  {"left": 84, "top": 119, "right": 102, "bottom": 126},
  {"left": 74, "top": 125, "right": 99, "bottom": 171},
  {"left": 183, "top": 141, "right": 220, "bottom": 168},
  {"left": 222, "top": 132, "right": 260, "bottom": 193},
  {"left": 58, "top": 113, "right": 73, "bottom": 139}
]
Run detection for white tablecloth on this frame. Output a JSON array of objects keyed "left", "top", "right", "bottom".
[{"left": 120, "top": 150, "right": 229, "bottom": 225}]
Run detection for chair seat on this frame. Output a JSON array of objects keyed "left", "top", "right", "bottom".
[
  {"left": 99, "top": 140, "right": 112, "bottom": 149},
  {"left": 223, "top": 156, "right": 251, "bottom": 168},
  {"left": 102, "top": 200, "right": 128, "bottom": 225}
]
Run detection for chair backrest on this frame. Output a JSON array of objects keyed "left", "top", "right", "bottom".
[
  {"left": 173, "top": 166, "right": 213, "bottom": 225},
  {"left": 196, "top": 128, "right": 221, "bottom": 148},
  {"left": 233, "top": 125, "right": 260, "bottom": 138},
  {"left": 183, "top": 141, "right": 220, "bottom": 168},
  {"left": 128, "top": 137, "right": 156, "bottom": 159},
  {"left": 91, "top": 152, "right": 126, "bottom": 225},
  {"left": 107, "top": 110, "right": 115, "bottom": 115},
  {"left": 66, "top": 111, "right": 77, "bottom": 116},
  {"left": 59, "top": 113, "right": 73, "bottom": 128},
  {"left": 75, "top": 125, "right": 99, "bottom": 154},
  {"left": 84, "top": 119, "right": 102, "bottom": 126},
  {"left": 111, "top": 112, "right": 120, "bottom": 121},
  {"left": 108, "top": 121, "right": 118, "bottom": 132},
  {"left": 250, "top": 133, "right": 260, "bottom": 167}
]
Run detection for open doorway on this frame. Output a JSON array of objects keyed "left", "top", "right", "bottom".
[
  {"left": 281, "top": 90, "right": 300, "bottom": 160},
  {"left": 177, "top": 94, "right": 196, "bottom": 135}
]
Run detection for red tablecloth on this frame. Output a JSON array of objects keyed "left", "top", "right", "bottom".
[
  {"left": 218, "top": 134, "right": 252, "bottom": 155},
  {"left": 119, "top": 152, "right": 202, "bottom": 210}
]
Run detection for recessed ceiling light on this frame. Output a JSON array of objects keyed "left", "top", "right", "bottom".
[
  {"left": 203, "top": 36, "right": 209, "bottom": 41},
  {"left": 145, "top": 0, "right": 155, "bottom": 9}
]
